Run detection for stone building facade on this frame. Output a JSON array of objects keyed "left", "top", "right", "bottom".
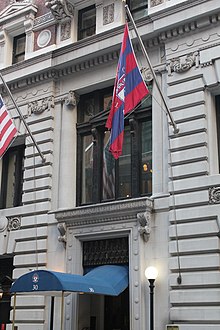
[{"left": 0, "top": 0, "right": 219, "bottom": 329}]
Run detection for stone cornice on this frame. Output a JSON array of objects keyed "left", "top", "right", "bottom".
[
  {"left": 54, "top": 197, "right": 153, "bottom": 227},
  {"left": 0, "top": 3, "right": 38, "bottom": 25},
  {"left": 149, "top": 0, "right": 209, "bottom": 21},
  {"left": 1, "top": 2, "right": 220, "bottom": 92}
]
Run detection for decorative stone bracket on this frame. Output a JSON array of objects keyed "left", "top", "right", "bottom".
[
  {"left": 65, "top": 90, "right": 79, "bottom": 108},
  {"left": 141, "top": 67, "right": 154, "bottom": 82},
  {"left": 137, "top": 211, "right": 151, "bottom": 242},
  {"left": 0, "top": 216, "right": 21, "bottom": 232},
  {"left": 45, "top": 0, "right": 74, "bottom": 21},
  {"left": 209, "top": 187, "right": 220, "bottom": 204},
  {"left": 57, "top": 222, "right": 66, "bottom": 245},
  {"left": 167, "top": 52, "right": 199, "bottom": 75},
  {"left": 7, "top": 216, "right": 21, "bottom": 231}
]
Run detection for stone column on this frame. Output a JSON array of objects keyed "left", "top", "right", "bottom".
[
  {"left": 151, "top": 73, "right": 169, "bottom": 197},
  {"left": 56, "top": 91, "right": 78, "bottom": 209}
]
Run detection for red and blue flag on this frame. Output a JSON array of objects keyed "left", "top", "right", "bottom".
[{"left": 106, "top": 23, "right": 149, "bottom": 159}]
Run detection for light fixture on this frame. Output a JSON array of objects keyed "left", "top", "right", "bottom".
[
  {"left": 145, "top": 266, "right": 158, "bottom": 330},
  {"left": 0, "top": 283, "right": 3, "bottom": 299},
  {"left": 145, "top": 266, "right": 158, "bottom": 281}
]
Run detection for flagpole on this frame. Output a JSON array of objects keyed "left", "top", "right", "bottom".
[
  {"left": 0, "top": 73, "right": 46, "bottom": 163},
  {"left": 124, "top": 3, "right": 179, "bottom": 134}
]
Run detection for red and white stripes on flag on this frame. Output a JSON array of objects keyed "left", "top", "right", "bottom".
[{"left": 0, "top": 95, "right": 17, "bottom": 158}]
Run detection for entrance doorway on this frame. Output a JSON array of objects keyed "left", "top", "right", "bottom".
[
  {"left": 0, "top": 256, "right": 14, "bottom": 329},
  {"left": 78, "top": 237, "right": 129, "bottom": 330},
  {"left": 104, "top": 287, "right": 129, "bottom": 330},
  {"left": 78, "top": 288, "right": 129, "bottom": 330}
]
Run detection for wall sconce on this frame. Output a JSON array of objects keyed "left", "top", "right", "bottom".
[{"left": 145, "top": 266, "right": 158, "bottom": 330}]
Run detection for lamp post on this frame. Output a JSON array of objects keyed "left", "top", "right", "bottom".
[{"left": 145, "top": 266, "right": 158, "bottom": 330}]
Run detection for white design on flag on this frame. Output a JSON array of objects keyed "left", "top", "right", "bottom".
[
  {"left": 116, "top": 72, "right": 125, "bottom": 102},
  {"left": 0, "top": 95, "right": 17, "bottom": 158}
]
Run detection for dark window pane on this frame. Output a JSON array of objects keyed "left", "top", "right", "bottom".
[
  {"left": 215, "top": 95, "right": 220, "bottom": 172},
  {"left": 102, "top": 131, "right": 115, "bottom": 201},
  {"left": 81, "top": 135, "right": 93, "bottom": 204},
  {"left": 118, "top": 127, "right": 131, "bottom": 198},
  {"left": 131, "top": 0, "right": 147, "bottom": 10},
  {"left": 127, "top": 0, "right": 148, "bottom": 20},
  {"left": 0, "top": 144, "right": 25, "bottom": 209},
  {"left": 82, "top": 96, "right": 96, "bottom": 122},
  {"left": 15, "top": 36, "right": 25, "bottom": 53},
  {"left": 78, "top": 6, "right": 96, "bottom": 40},
  {"left": 12, "top": 34, "right": 26, "bottom": 64},
  {"left": 141, "top": 120, "right": 152, "bottom": 194},
  {"left": 5, "top": 151, "right": 16, "bottom": 208},
  {"left": 103, "top": 94, "right": 112, "bottom": 112}
]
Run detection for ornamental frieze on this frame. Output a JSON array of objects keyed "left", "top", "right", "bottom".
[
  {"left": 28, "top": 96, "right": 54, "bottom": 115},
  {"left": 167, "top": 52, "right": 199, "bottom": 75},
  {"left": 150, "top": 0, "right": 163, "bottom": 7},
  {"left": 209, "top": 187, "right": 220, "bottom": 204},
  {"left": 33, "top": 12, "right": 54, "bottom": 28}
]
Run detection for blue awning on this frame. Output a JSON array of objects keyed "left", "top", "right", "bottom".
[{"left": 10, "top": 265, "right": 128, "bottom": 296}]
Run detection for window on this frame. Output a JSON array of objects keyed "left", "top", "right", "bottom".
[
  {"left": 78, "top": 5, "right": 96, "bottom": 40},
  {"left": 0, "top": 142, "right": 25, "bottom": 209},
  {"left": 76, "top": 87, "right": 152, "bottom": 206},
  {"left": 12, "top": 33, "right": 26, "bottom": 64},
  {"left": 216, "top": 95, "right": 220, "bottom": 172},
  {"left": 127, "top": 0, "right": 148, "bottom": 20}
]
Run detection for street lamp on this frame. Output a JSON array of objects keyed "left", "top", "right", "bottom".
[{"left": 145, "top": 266, "right": 158, "bottom": 330}]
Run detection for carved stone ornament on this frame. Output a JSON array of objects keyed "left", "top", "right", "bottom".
[
  {"left": 33, "top": 12, "right": 54, "bottom": 28},
  {"left": 209, "top": 187, "right": 220, "bottom": 204},
  {"left": 150, "top": 0, "right": 164, "bottom": 7},
  {"left": 0, "top": 216, "right": 8, "bottom": 233},
  {"left": 28, "top": 96, "right": 54, "bottom": 115},
  {"left": 37, "top": 30, "right": 51, "bottom": 48},
  {"left": 10, "top": 0, "right": 32, "bottom": 3},
  {"left": 61, "top": 20, "right": 71, "bottom": 41},
  {"left": 7, "top": 217, "right": 21, "bottom": 231},
  {"left": 45, "top": 0, "right": 74, "bottom": 20},
  {"left": 65, "top": 91, "right": 79, "bottom": 107},
  {"left": 103, "top": 3, "right": 114, "bottom": 25},
  {"left": 170, "top": 53, "right": 195, "bottom": 73},
  {"left": 137, "top": 212, "right": 151, "bottom": 242},
  {"left": 141, "top": 67, "right": 153, "bottom": 82},
  {"left": 57, "top": 222, "right": 66, "bottom": 244}
]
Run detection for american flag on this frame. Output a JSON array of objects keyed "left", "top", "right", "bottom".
[{"left": 0, "top": 95, "right": 17, "bottom": 158}]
